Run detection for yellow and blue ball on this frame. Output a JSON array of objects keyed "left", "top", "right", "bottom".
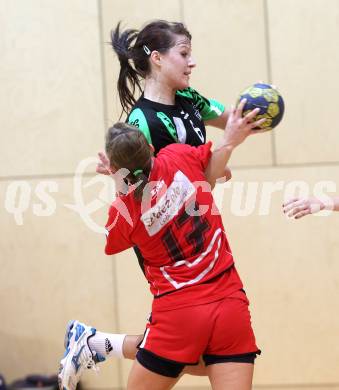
[{"left": 238, "top": 83, "right": 285, "bottom": 131}]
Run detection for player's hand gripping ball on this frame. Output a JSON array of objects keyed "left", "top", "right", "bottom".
[{"left": 238, "top": 83, "right": 285, "bottom": 131}]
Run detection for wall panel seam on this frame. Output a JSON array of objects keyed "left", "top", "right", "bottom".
[
  {"left": 263, "top": 0, "right": 277, "bottom": 167},
  {"left": 97, "top": 0, "right": 123, "bottom": 388}
]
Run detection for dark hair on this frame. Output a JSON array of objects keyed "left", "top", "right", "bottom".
[
  {"left": 111, "top": 20, "right": 192, "bottom": 116},
  {"left": 105, "top": 122, "right": 152, "bottom": 201}
]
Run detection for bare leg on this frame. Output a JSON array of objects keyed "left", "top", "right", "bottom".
[
  {"left": 122, "top": 335, "right": 143, "bottom": 360},
  {"left": 207, "top": 362, "right": 254, "bottom": 390},
  {"left": 182, "top": 356, "right": 207, "bottom": 376},
  {"left": 127, "top": 359, "right": 180, "bottom": 390}
]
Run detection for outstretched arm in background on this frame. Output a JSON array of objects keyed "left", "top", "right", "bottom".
[{"left": 283, "top": 196, "right": 339, "bottom": 219}]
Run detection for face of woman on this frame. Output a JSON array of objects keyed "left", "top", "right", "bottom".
[{"left": 158, "top": 35, "right": 196, "bottom": 90}]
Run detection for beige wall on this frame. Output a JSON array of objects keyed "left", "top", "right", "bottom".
[
  {"left": 0, "top": 0, "right": 120, "bottom": 388},
  {"left": 1, "top": 0, "right": 339, "bottom": 389}
]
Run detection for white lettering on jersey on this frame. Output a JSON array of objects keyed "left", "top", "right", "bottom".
[
  {"left": 173, "top": 117, "right": 187, "bottom": 143},
  {"left": 176, "top": 109, "right": 206, "bottom": 143},
  {"left": 174, "top": 115, "right": 205, "bottom": 144},
  {"left": 192, "top": 107, "right": 202, "bottom": 121},
  {"left": 181, "top": 110, "right": 189, "bottom": 120},
  {"left": 160, "top": 228, "right": 223, "bottom": 289},
  {"left": 141, "top": 171, "right": 195, "bottom": 236},
  {"left": 189, "top": 119, "right": 205, "bottom": 143},
  {"left": 150, "top": 179, "right": 165, "bottom": 199}
]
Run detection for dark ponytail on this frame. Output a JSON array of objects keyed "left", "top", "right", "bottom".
[
  {"left": 111, "top": 20, "right": 192, "bottom": 116},
  {"left": 111, "top": 23, "right": 142, "bottom": 116},
  {"left": 105, "top": 123, "right": 152, "bottom": 201}
]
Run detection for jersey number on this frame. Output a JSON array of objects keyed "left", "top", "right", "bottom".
[{"left": 161, "top": 202, "right": 210, "bottom": 262}]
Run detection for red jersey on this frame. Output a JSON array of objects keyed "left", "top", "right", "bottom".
[{"left": 105, "top": 142, "right": 243, "bottom": 311}]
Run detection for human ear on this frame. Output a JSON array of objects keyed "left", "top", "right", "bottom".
[{"left": 150, "top": 51, "right": 161, "bottom": 66}]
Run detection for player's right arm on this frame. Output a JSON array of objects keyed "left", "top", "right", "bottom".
[
  {"left": 204, "top": 100, "right": 264, "bottom": 187},
  {"left": 283, "top": 196, "right": 339, "bottom": 219}
]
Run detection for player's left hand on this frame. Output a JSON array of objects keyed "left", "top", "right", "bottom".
[{"left": 96, "top": 152, "right": 112, "bottom": 175}]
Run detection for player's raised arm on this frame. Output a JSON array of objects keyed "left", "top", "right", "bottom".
[{"left": 204, "top": 99, "right": 264, "bottom": 186}]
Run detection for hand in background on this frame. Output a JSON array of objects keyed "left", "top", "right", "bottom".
[
  {"left": 96, "top": 152, "right": 112, "bottom": 175},
  {"left": 282, "top": 197, "right": 325, "bottom": 219}
]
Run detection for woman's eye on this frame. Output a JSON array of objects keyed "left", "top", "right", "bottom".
[{"left": 181, "top": 52, "right": 188, "bottom": 57}]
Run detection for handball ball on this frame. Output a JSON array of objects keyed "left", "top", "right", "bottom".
[{"left": 238, "top": 83, "right": 285, "bottom": 131}]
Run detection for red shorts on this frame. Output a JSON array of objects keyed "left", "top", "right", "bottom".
[{"left": 138, "top": 289, "right": 260, "bottom": 365}]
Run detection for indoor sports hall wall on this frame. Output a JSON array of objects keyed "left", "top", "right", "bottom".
[{"left": 1, "top": 1, "right": 338, "bottom": 389}]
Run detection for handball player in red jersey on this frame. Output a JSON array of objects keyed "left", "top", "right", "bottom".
[{"left": 59, "top": 100, "right": 265, "bottom": 390}]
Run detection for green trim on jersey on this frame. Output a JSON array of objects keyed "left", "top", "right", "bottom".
[
  {"left": 156, "top": 112, "right": 178, "bottom": 142},
  {"left": 203, "top": 98, "right": 225, "bottom": 120},
  {"left": 127, "top": 108, "right": 152, "bottom": 144},
  {"left": 176, "top": 87, "right": 225, "bottom": 121}
]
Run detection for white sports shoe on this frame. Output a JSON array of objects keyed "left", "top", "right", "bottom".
[{"left": 58, "top": 320, "right": 105, "bottom": 390}]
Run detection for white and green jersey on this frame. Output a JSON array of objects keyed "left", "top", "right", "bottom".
[{"left": 127, "top": 87, "right": 224, "bottom": 154}]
